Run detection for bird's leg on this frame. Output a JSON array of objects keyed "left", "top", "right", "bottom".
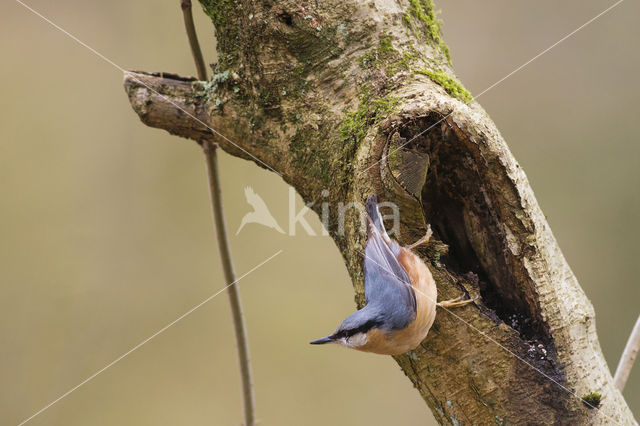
[
  {"left": 404, "top": 225, "right": 433, "bottom": 251},
  {"left": 437, "top": 296, "right": 478, "bottom": 308}
]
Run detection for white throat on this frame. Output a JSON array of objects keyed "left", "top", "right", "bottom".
[{"left": 340, "top": 332, "right": 368, "bottom": 348}]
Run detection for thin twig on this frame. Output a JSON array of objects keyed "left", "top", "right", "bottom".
[
  {"left": 181, "top": 0, "right": 208, "bottom": 81},
  {"left": 180, "top": 2, "right": 256, "bottom": 425},
  {"left": 614, "top": 315, "right": 640, "bottom": 391},
  {"left": 203, "top": 142, "right": 256, "bottom": 426}
]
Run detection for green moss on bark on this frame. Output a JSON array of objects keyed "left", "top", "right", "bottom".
[
  {"left": 358, "top": 34, "right": 395, "bottom": 68},
  {"left": 403, "top": 0, "right": 451, "bottom": 64},
  {"left": 416, "top": 68, "right": 472, "bottom": 102},
  {"left": 582, "top": 392, "right": 602, "bottom": 408},
  {"left": 198, "top": 0, "right": 238, "bottom": 68},
  {"left": 340, "top": 89, "right": 400, "bottom": 145},
  {"left": 357, "top": 34, "right": 417, "bottom": 77}
]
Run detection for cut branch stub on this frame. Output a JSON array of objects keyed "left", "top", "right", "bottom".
[{"left": 124, "top": 71, "right": 277, "bottom": 168}]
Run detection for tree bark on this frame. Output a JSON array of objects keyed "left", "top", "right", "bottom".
[{"left": 123, "top": 0, "right": 636, "bottom": 424}]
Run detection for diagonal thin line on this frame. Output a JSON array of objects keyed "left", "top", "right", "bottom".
[
  {"left": 17, "top": 250, "right": 283, "bottom": 426},
  {"left": 357, "top": 247, "right": 620, "bottom": 424},
  {"left": 357, "top": 0, "right": 624, "bottom": 180},
  {"left": 14, "top": 0, "right": 282, "bottom": 177},
  {"left": 474, "top": 0, "right": 625, "bottom": 98}
]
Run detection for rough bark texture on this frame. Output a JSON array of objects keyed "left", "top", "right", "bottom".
[{"left": 123, "top": 0, "right": 636, "bottom": 424}]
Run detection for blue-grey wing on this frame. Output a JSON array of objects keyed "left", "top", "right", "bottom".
[
  {"left": 366, "top": 195, "right": 401, "bottom": 259},
  {"left": 363, "top": 216, "right": 416, "bottom": 330}
]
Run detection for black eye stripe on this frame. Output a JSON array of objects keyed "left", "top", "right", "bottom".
[{"left": 332, "top": 319, "right": 382, "bottom": 339}]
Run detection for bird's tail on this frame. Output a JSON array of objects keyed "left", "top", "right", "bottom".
[{"left": 366, "top": 195, "right": 387, "bottom": 236}]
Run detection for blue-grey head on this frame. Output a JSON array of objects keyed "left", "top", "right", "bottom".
[{"left": 310, "top": 305, "right": 382, "bottom": 349}]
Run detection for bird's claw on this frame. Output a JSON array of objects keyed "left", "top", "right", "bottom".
[
  {"left": 437, "top": 295, "right": 478, "bottom": 309},
  {"left": 405, "top": 225, "right": 433, "bottom": 251}
]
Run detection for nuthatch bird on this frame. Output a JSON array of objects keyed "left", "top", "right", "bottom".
[{"left": 310, "top": 195, "right": 474, "bottom": 355}]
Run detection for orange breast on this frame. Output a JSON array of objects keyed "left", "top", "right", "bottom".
[{"left": 357, "top": 247, "right": 437, "bottom": 355}]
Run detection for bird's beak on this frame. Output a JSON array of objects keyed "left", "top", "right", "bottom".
[{"left": 310, "top": 336, "right": 334, "bottom": 345}]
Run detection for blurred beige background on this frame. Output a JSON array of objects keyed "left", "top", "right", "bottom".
[{"left": 1, "top": 0, "right": 638, "bottom": 424}]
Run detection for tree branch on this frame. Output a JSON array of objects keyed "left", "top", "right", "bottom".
[
  {"left": 615, "top": 315, "right": 640, "bottom": 392},
  {"left": 202, "top": 142, "right": 256, "bottom": 426},
  {"left": 123, "top": 71, "right": 277, "bottom": 171},
  {"left": 181, "top": 0, "right": 208, "bottom": 81},
  {"left": 179, "top": 2, "right": 255, "bottom": 424}
]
